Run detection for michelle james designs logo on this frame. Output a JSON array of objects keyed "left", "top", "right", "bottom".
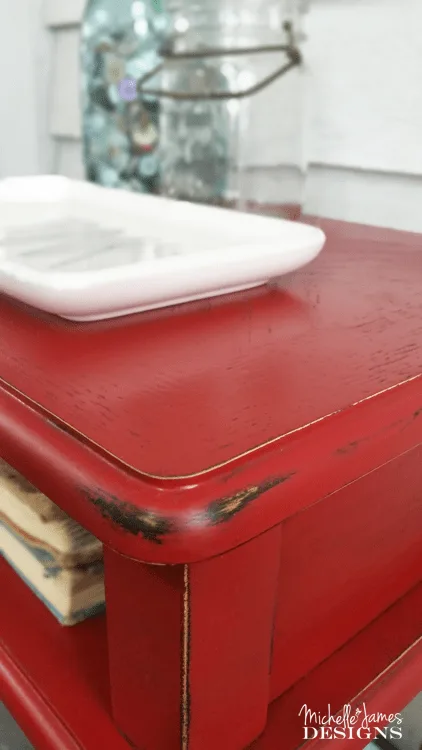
[{"left": 299, "top": 703, "right": 403, "bottom": 742}]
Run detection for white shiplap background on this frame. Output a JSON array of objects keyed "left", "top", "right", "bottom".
[{"left": 2, "top": 0, "right": 422, "bottom": 232}]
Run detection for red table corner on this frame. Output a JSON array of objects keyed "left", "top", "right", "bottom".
[{"left": 1, "top": 218, "right": 421, "bottom": 750}]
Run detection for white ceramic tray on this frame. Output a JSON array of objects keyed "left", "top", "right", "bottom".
[{"left": 0, "top": 176, "right": 325, "bottom": 321}]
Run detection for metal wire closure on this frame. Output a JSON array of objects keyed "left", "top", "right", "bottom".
[{"left": 136, "top": 21, "right": 302, "bottom": 101}]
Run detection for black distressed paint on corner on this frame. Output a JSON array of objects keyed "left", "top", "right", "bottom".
[
  {"left": 84, "top": 489, "right": 174, "bottom": 544},
  {"left": 206, "top": 474, "right": 295, "bottom": 526}
]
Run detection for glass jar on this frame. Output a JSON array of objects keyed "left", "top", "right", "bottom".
[{"left": 81, "top": 0, "right": 307, "bottom": 217}]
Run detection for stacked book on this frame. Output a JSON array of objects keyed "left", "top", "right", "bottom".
[{"left": 0, "top": 459, "right": 105, "bottom": 626}]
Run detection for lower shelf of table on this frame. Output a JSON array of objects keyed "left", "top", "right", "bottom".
[{"left": 1, "top": 556, "right": 421, "bottom": 750}]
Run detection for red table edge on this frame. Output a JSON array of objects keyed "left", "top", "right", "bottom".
[
  {"left": 0, "top": 645, "right": 81, "bottom": 750},
  {"left": 303, "top": 636, "right": 422, "bottom": 750},
  {"left": 0, "top": 374, "right": 421, "bottom": 563}
]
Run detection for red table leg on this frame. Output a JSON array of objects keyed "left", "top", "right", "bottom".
[{"left": 104, "top": 525, "right": 282, "bottom": 750}]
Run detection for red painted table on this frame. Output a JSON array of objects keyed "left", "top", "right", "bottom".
[{"left": 0, "top": 219, "right": 421, "bottom": 750}]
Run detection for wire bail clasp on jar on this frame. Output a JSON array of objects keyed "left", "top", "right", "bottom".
[{"left": 136, "top": 21, "right": 302, "bottom": 102}]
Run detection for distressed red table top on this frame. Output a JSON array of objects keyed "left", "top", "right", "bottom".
[{"left": 0, "top": 219, "right": 421, "bottom": 562}]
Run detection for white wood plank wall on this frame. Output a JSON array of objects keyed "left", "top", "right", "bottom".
[{"left": 2, "top": 0, "right": 422, "bottom": 232}]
